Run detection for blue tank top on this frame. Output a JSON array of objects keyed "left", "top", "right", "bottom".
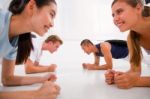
[{"left": 95, "top": 42, "right": 128, "bottom": 59}]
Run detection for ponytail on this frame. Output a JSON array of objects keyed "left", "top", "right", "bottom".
[
  {"left": 16, "top": 33, "right": 33, "bottom": 64},
  {"left": 129, "top": 6, "right": 150, "bottom": 67},
  {"left": 142, "top": 6, "right": 150, "bottom": 17},
  {"left": 128, "top": 30, "right": 142, "bottom": 67},
  {"left": 9, "top": 0, "right": 32, "bottom": 64}
]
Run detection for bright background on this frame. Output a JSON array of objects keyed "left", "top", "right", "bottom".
[
  {"left": 0, "top": 0, "right": 128, "bottom": 41},
  {"left": 0, "top": 1, "right": 150, "bottom": 99},
  {"left": 1, "top": 0, "right": 149, "bottom": 41}
]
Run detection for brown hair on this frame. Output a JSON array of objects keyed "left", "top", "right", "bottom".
[
  {"left": 45, "top": 35, "right": 63, "bottom": 45},
  {"left": 128, "top": 31, "right": 142, "bottom": 67},
  {"left": 80, "top": 39, "right": 94, "bottom": 46}
]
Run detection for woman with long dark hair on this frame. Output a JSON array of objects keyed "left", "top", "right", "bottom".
[{"left": 0, "top": 0, "right": 60, "bottom": 98}]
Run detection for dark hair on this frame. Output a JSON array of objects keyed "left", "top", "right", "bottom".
[
  {"left": 80, "top": 39, "right": 94, "bottom": 46},
  {"left": 9, "top": 0, "right": 57, "bottom": 64},
  {"left": 105, "top": 40, "right": 127, "bottom": 47},
  {"left": 112, "top": 0, "right": 149, "bottom": 67},
  {"left": 45, "top": 35, "right": 63, "bottom": 45},
  {"left": 142, "top": 6, "right": 150, "bottom": 17}
]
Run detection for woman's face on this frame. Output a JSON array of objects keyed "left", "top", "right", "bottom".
[
  {"left": 31, "top": 2, "right": 57, "bottom": 36},
  {"left": 112, "top": 1, "right": 141, "bottom": 32}
]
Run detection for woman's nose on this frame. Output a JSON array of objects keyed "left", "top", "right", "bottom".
[{"left": 50, "top": 20, "right": 54, "bottom": 27}]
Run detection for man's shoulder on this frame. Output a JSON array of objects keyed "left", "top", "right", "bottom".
[{"left": 32, "top": 38, "right": 44, "bottom": 48}]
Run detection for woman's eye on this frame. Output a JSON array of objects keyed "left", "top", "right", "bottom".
[
  {"left": 112, "top": 13, "right": 114, "bottom": 17},
  {"left": 117, "top": 9, "right": 123, "bottom": 15},
  {"left": 50, "top": 13, "right": 54, "bottom": 18}
]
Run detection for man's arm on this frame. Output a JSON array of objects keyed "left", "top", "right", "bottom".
[
  {"left": 99, "top": 42, "right": 113, "bottom": 69},
  {"left": 93, "top": 54, "right": 100, "bottom": 65},
  {"left": 25, "top": 59, "right": 56, "bottom": 74},
  {"left": 83, "top": 43, "right": 112, "bottom": 70}
]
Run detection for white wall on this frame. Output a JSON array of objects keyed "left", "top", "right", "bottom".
[
  {"left": 54, "top": 0, "right": 128, "bottom": 41},
  {"left": 0, "top": 0, "right": 11, "bottom": 9},
  {"left": 4, "top": 0, "right": 150, "bottom": 41}
]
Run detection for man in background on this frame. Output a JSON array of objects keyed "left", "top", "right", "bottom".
[{"left": 25, "top": 35, "right": 63, "bottom": 74}]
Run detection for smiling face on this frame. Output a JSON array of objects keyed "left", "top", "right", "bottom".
[
  {"left": 31, "top": 2, "right": 57, "bottom": 36},
  {"left": 112, "top": 1, "right": 142, "bottom": 32}
]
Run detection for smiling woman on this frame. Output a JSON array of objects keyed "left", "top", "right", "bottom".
[
  {"left": 105, "top": 0, "right": 150, "bottom": 89},
  {"left": 0, "top": 0, "right": 60, "bottom": 99}
]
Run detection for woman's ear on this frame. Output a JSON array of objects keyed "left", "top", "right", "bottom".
[
  {"left": 136, "top": 3, "right": 143, "bottom": 14},
  {"left": 26, "top": 0, "right": 36, "bottom": 16}
]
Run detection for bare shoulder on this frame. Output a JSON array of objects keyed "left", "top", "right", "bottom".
[{"left": 100, "top": 42, "right": 111, "bottom": 49}]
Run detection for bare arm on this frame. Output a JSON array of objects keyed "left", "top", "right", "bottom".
[
  {"left": 0, "top": 81, "right": 60, "bottom": 99},
  {"left": 0, "top": 90, "right": 35, "bottom": 99},
  {"left": 2, "top": 58, "right": 50, "bottom": 86},
  {"left": 25, "top": 59, "right": 56, "bottom": 74},
  {"left": 99, "top": 42, "right": 112, "bottom": 70},
  {"left": 89, "top": 53, "right": 110, "bottom": 70},
  {"left": 83, "top": 43, "right": 112, "bottom": 70},
  {"left": 128, "top": 63, "right": 149, "bottom": 87},
  {"left": 93, "top": 53, "right": 100, "bottom": 65},
  {"left": 135, "top": 77, "right": 150, "bottom": 87},
  {"left": 112, "top": 35, "right": 143, "bottom": 89}
]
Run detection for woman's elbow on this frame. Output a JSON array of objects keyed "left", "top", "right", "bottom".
[{"left": 2, "top": 77, "right": 13, "bottom": 86}]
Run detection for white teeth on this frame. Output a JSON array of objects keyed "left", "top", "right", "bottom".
[{"left": 117, "top": 23, "right": 122, "bottom": 27}]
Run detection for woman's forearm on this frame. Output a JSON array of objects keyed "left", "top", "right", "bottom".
[
  {"left": 135, "top": 76, "right": 150, "bottom": 87},
  {"left": 0, "top": 90, "right": 36, "bottom": 99},
  {"left": 2, "top": 75, "right": 45, "bottom": 86}
]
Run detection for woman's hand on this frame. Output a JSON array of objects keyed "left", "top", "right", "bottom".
[
  {"left": 48, "top": 64, "right": 57, "bottom": 72},
  {"left": 114, "top": 71, "right": 140, "bottom": 89},
  {"left": 105, "top": 69, "right": 115, "bottom": 84},
  {"left": 43, "top": 73, "right": 57, "bottom": 82},
  {"left": 36, "top": 81, "right": 60, "bottom": 99}
]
